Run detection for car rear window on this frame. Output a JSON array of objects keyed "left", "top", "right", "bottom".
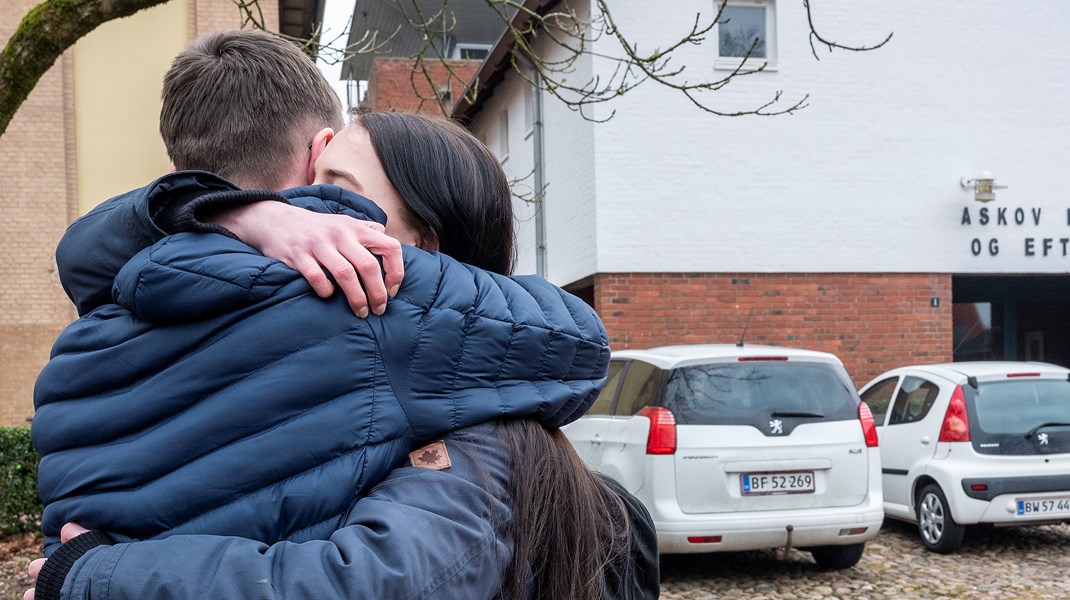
[
  {"left": 663, "top": 361, "right": 859, "bottom": 427},
  {"left": 970, "top": 379, "right": 1070, "bottom": 455}
]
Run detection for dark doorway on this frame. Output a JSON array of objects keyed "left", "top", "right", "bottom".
[{"left": 953, "top": 275, "right": 1070, "bottom": 368}]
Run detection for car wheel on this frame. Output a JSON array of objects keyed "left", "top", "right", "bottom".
[
  {"left": 916, "top": 483, "right": 965, "bottom": 553},
  {"left": 809, "top": 543, "right": 865, "bottom": 569}
]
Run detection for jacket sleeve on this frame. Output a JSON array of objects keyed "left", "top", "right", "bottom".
[
  {"left": 112, "top": 237, "right": 610, "bottom": 435},
  {"left": 372, "top": 248, "right": 611, "bottom": 439},
  {"left": 57, "top": 190, "right": 170, "bottom": 317},
  {"left": 58, "top": 428, "right": 513, "bottom": 600},
  {"left": 56, "top": 171, "right": 267, "bottom": 316}
]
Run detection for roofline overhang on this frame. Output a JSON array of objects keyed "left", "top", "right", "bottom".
[{"left": 450, "top": 0, "right": 562, "bottom": 123}]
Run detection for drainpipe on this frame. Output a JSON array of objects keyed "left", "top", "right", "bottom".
[{"left": 530, "top": 67, "right": 547, "bottom": 277}]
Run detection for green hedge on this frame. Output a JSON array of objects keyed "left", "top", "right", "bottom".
[{"left": 0, "top": 427, "right": 41, "bottom": 536}]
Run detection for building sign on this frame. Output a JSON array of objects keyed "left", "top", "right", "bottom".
[{"left": 960, "top": 206, "right": 1070, "bottom": 257}]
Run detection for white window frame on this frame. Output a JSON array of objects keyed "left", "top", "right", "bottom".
[
  {"left": 714, "top": 0, "right": 777, "bottom": 72},
  {"left": 452, "top": 43, "right": 493, "bottom": 61}
]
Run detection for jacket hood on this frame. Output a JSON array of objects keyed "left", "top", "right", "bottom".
[{"left": 111, "top": 185, "right": 388, "bottom": 323}]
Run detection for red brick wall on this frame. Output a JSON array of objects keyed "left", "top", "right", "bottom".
[
  {"left": 594, "top": 273, "right": 953, "bottom": 388},
  {"left": 365, "top": 57, "right": 481, "bottom": 115}
]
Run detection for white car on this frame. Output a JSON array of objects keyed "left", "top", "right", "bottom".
[
  {"left": 859, "top": 361, "right": 1070, "bottom": 553},
  {"left": 564, "top": 344, "right": 883, "bottom": 569}
]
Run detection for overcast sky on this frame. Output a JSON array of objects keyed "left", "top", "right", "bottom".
[{"left": 316, "top": 0, "right": 354, "bottom": 111}]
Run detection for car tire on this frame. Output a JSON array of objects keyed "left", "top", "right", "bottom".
[
  {"left": 809, "top": 543, "right": 865, "bottom": 569},
  {"left": 916, "top": 483, "right": 965, "bottom": 553}
]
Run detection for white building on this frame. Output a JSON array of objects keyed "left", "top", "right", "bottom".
[{"left": 452, "top": 0, "right": 1070, "bottom": 385}]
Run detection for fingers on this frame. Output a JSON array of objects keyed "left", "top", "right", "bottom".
[
  {"left": 377, "top": 237, "right": 404, "bottom": 300},
  {"left": 28, "top": 558, "right": 45, "bottom": 579},
  {"left": 315, "top": 246, "right": 371, "bottom": 318},
  {"left": 60, "top": 522, "right": 90, "bottom": 543},
  {"left": 26, "top": 557, "right": 45, "bottom": 598},
  {"left": 291, "top": 255, "right": 335, "bottom": 299},
  {"left": 325, "top": 225, "right": 403, "bottom": 317},
  {"left": 248, "top": 209, "right": 405, "bottom": 318}
]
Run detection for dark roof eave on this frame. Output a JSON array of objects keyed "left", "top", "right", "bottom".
[{"left": 451, "top": 0, "right": 561, "bottom": 123}]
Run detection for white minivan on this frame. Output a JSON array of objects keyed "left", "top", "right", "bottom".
[{"left": 564, "top": 344, "right": 884, "bottom": 569}]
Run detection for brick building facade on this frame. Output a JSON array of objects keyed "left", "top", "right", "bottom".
[
  {"left": 364, "top": 57, "right": 481, "bottom": 115},
  {"left": 593, "top": 273, "right": 953, "bottom": 388},
  {"left": 1, "top": 0, "right": 278, "bottom": 425}
]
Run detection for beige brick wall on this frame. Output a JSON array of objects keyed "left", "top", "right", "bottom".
[
  {"left": 190, "top": 0, "right": 280, "bottom": 37},
  {"left": 0, "top": 0, "right": 279, "bottom": 426},
  {"left": 0, "top": 0, "right": 79, "bottom": 425}
]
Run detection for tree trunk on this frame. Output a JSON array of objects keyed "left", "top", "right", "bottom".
[{"left": 0, "top": 0, "right": 169, "bottom": 139}]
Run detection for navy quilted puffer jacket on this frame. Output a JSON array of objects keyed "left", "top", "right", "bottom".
[{"left": 33, "top": 187, "right": 609, "bottom": 555}]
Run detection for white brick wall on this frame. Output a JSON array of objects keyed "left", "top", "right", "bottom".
[{"left": 473, "top": 0, "right": 1070, "bottom": 276}]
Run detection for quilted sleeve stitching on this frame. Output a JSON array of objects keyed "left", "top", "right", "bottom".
[
  {"left": 442, "top": 315, "right": 477, "bottom": 431},
  {"left": 492, "top": 325, "right": 519, "bottom": 414},
  {"left": 387, "top": 296, "right": 603, "bottom": 351}
]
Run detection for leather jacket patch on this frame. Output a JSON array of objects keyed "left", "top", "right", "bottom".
[{"left": 409, "top": 441, "right": 452, "bottom": 470}]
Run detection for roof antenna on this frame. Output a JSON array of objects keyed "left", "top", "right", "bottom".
[{"left": 737, "top": 307, "right": 754, "bottom": 348}]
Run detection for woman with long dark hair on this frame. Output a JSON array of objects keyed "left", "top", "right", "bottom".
[{"left": 29, "top": 112, "right": 658, "bottom": 599}]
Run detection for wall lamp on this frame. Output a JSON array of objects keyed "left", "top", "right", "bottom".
[{"left": 960, "top": 171, "right": 1006, "bottom": 203}]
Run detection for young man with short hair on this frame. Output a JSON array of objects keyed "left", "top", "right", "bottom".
[{"left": 59, "top": 29, "right": 401, "bottom": 320}]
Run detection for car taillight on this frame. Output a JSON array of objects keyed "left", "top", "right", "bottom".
[
  {"left": 858, "top": 401, "right": 879, "bottom": 447},
  {"left": 638, "top": 406, "right": 676, "bottom": 455},
  {"left": 938, "top": 384, "right": 971, "bottom": 442}
]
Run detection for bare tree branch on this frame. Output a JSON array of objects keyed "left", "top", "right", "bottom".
[
  {"left": 0, "top": 0, "right": 170, "bottom": 138},
  {"left": 804, "top": 0, "right": 893, "bottom": 60}
]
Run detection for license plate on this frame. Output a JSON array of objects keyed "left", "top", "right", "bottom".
[
  {"left": 1016, "top": 496, "right": 1070, "bottom": 517},
  {"left": 741, "top": 471, "right": 815, "bottom": 495}
]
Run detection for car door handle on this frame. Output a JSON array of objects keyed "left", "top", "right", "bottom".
[
  {"left": 920, "top": 436, "right": 931, "bottom": 445},
  {"left": 592, "top": 434, "right": 602, "bottom": 445}
]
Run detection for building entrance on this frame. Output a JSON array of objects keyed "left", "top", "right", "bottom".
[{"left": 953, "top": 275, "right": 1070, "bottom": 368}]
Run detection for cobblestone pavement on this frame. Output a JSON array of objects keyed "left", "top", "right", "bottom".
[{"left": 660, "top": 520, "right": 1070, "bottom": 599}]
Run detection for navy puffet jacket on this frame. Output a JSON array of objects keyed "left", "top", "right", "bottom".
[{"left": 33, "top": 178, "right": 609, "bottom": 555}]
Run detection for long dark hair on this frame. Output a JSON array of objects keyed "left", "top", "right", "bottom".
[
  {"left": 358, "top": 111, "right": 635, "bottom": 599},
  {"left": 358, "top": 111, "right": 516, "bottom": 276},
  {"left": 501, "top": 420, "right": 635, "bottom": 599}
]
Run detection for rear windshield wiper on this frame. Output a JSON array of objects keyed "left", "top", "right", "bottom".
[
  {"left": 770, "top": 410, "right": 825, "bottom": 418},
  {"left": 1024, "top": 422, "right": 1070, "bottom": 439}
]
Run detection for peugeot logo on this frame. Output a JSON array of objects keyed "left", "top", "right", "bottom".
[
  {"left": 1038, "top": 433, "right": 1050, "bottom": 446},
  {"left": 769, "top": 419, "right": 784, "bottom": 435}
]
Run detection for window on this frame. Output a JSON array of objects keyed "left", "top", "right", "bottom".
[
  {"left": 970, "top": 379, "right": 1070, "bottom": 455},
  {"left": 861, "top": 377, "right": 899, "bottom": 426},
  {"left": 887, "top": 376, "right": 940, "bottom": 425},
  {"left": 952, "top": 302, "right": 1003, "bottom": 361},
  {"left": 587, "top": 360, "right": 626, "bottom": 415},
  {"left": 663, "top": 361, "right": 857, "bottom": 425},
  {"left": 615, "top": 361, "right": 661, "bottom": 416},
  {"left": 716, "top": 0, "right": 776, "bottom": 69},
  {"left": 452, "top": 43, "right": 492, "bottom": 61}
]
